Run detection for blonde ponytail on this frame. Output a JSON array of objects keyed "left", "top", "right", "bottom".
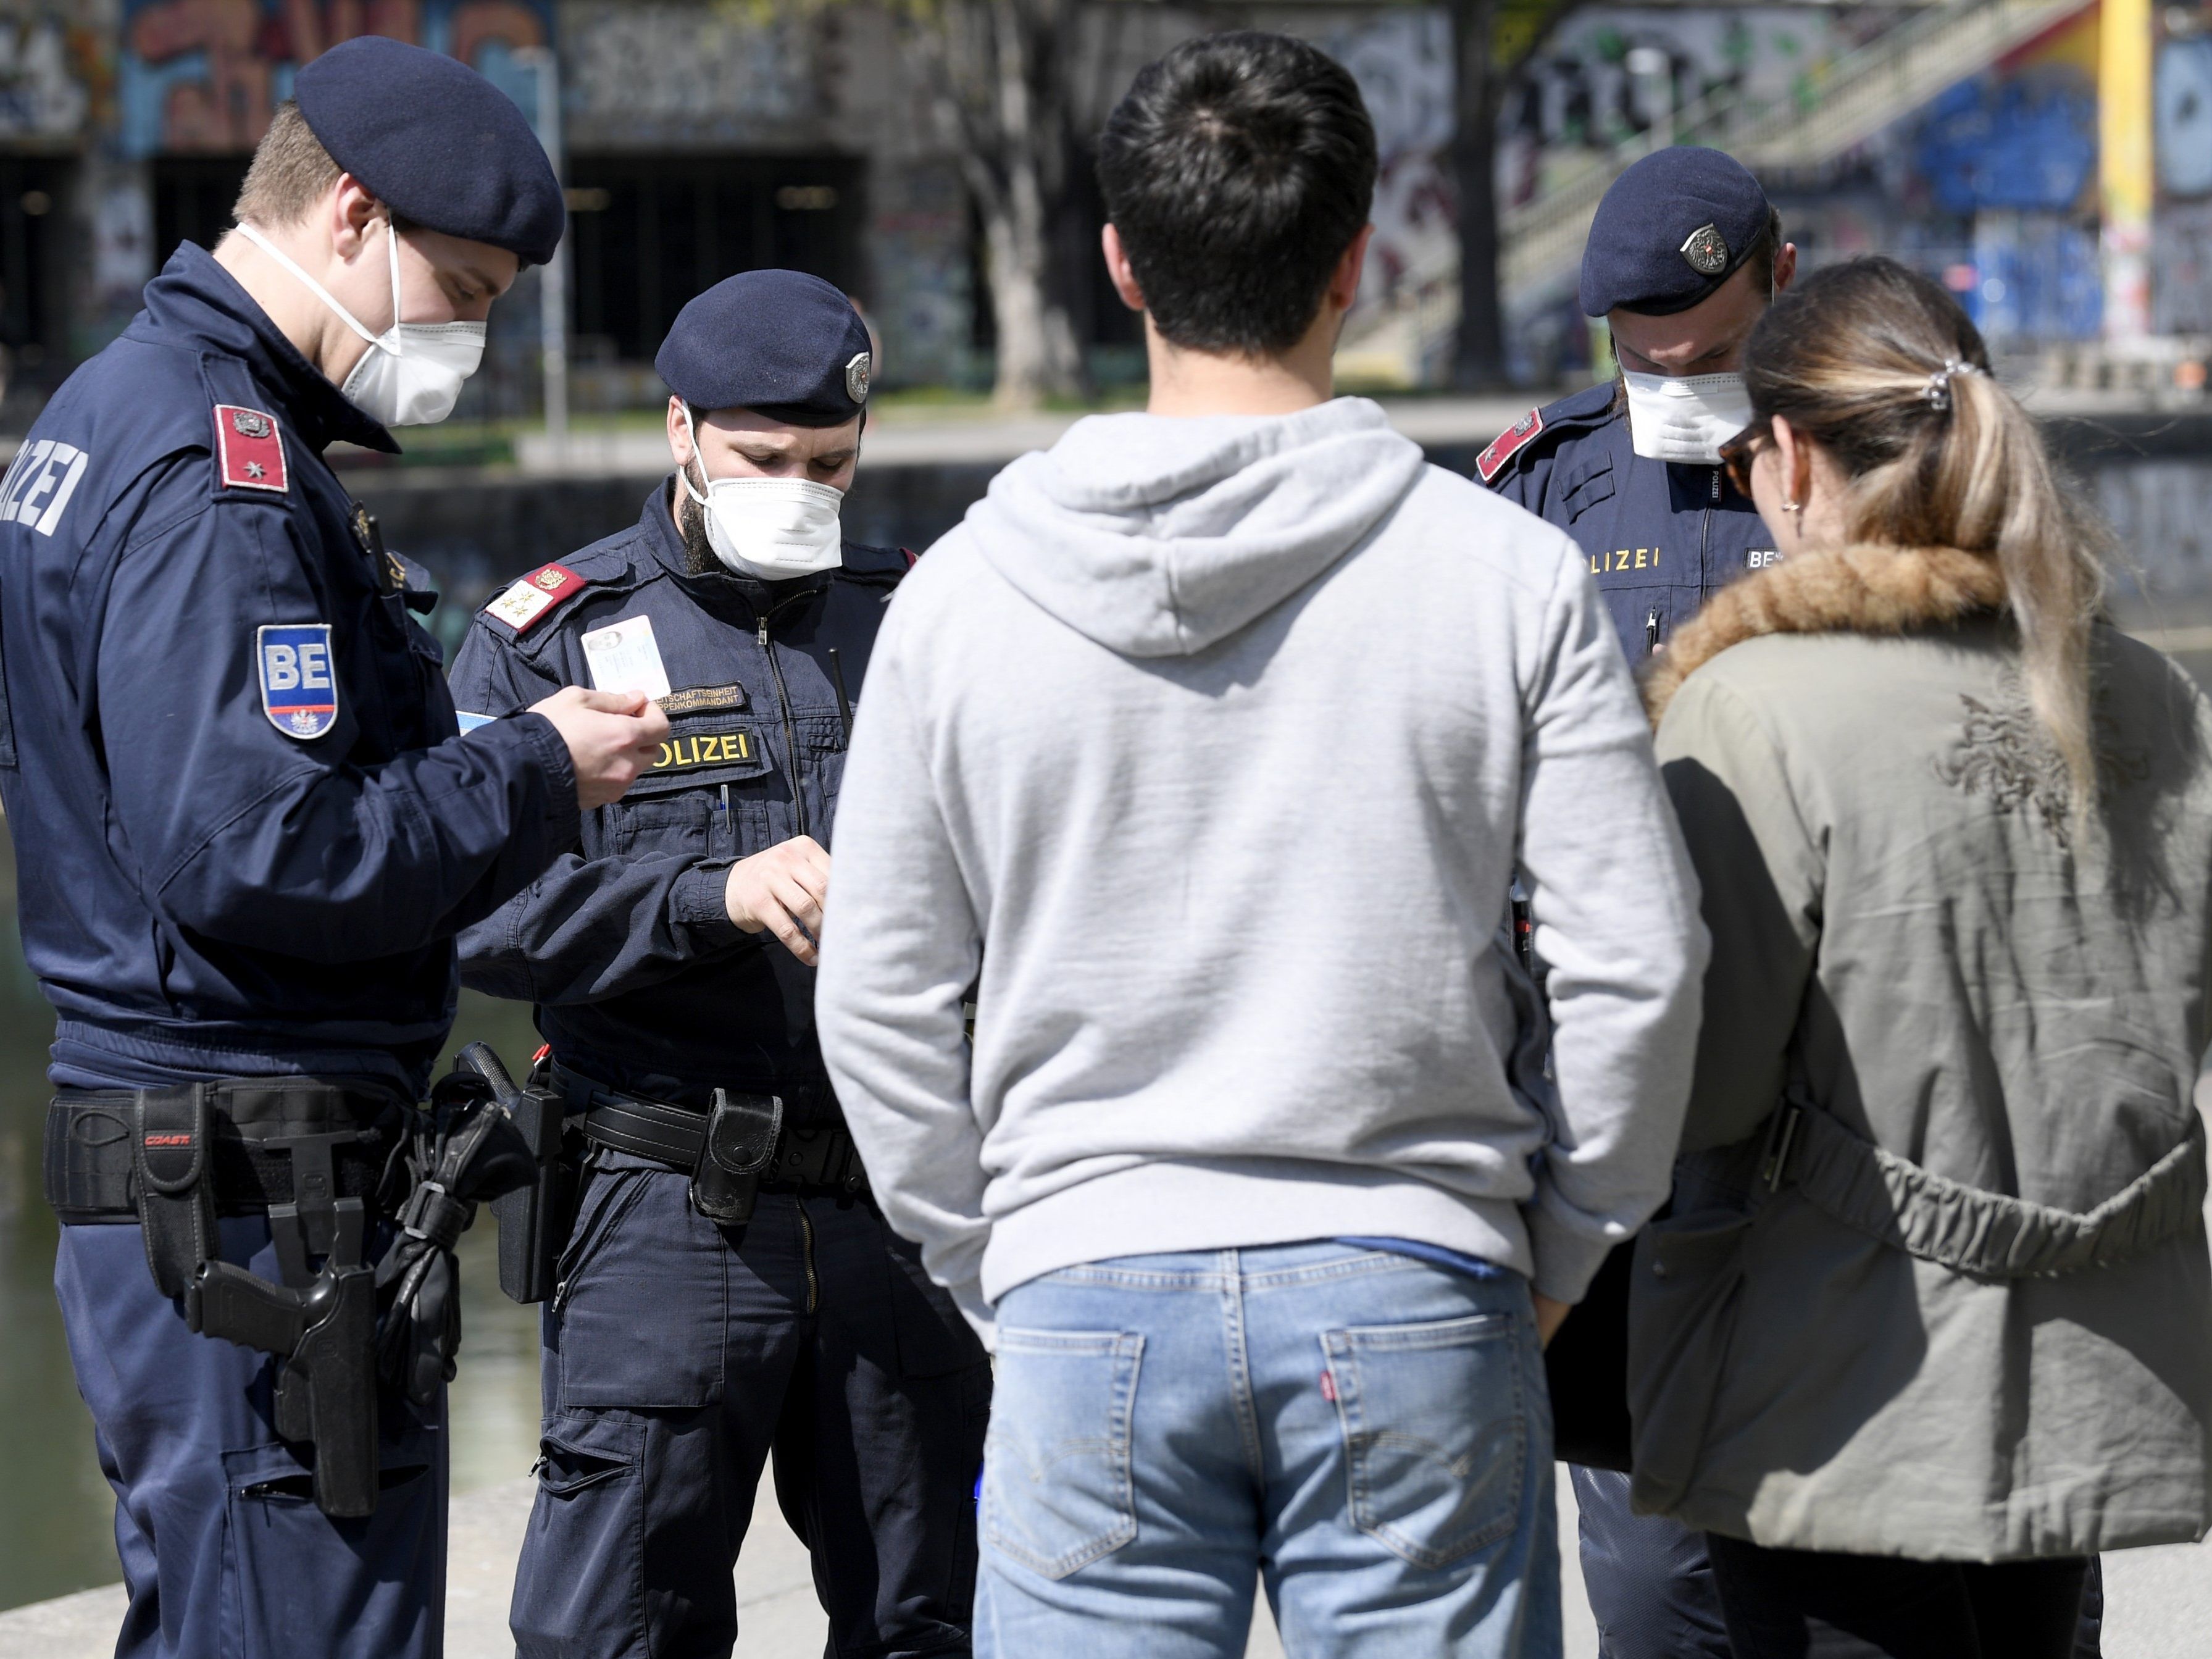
[{"left": 1740, "top": 258, "right": 2108, "bottom": 805}]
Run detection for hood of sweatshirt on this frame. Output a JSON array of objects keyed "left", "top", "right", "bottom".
[{"left": 962, "top": 397, "right": 1429, "bottom": 658}]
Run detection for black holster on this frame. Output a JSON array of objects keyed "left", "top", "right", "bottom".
[
  {"left": 690, "top": 1089, "right": 783, "bottom": 1226},
  {"left": 494, "top": 1064, "right": 575, "bottom": 1304},
  {"left": 197, "top": 1255, "right": 380, "bottom": 1518},
  {"left": 131, "top": 1085, "right": 221, "bottom": 1305},
  {"left": 144, "top": 1087, "right": 378, "bottom": 1518}
]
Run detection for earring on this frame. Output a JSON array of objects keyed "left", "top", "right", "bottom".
[{"left": 1782, "top": 498, "right": 1803, "bottom": 515}]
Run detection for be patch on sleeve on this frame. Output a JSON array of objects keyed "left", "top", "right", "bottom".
[
  {"left": 484, "top": 564, "right": 586, "bottom": 635},
  {"left": 257, "top": 624, "right": 339, "bottom": 739},
  {"left": 1476, "top": 408, "right": 1543, "bottom": 483},
  {"left": 214, "top": 405, "right": 288, "bottom": 494}
]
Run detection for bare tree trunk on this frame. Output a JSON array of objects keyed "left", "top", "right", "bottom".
[
  {"left": 1450, "top": 0, "right": 1509, "bottom": 391},
  {"left": 912, "top": 0, "right": 1082, "bottom": 411}
]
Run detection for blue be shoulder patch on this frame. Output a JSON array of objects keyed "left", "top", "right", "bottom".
[{"left": 257, "top": 623, "right": 339, "bottom": 739}]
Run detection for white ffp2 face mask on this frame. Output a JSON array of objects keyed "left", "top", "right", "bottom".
[
  {"left": 679, "top": 406, "right": 846, "bottom": 581},
  {"left": 237, "top": 218, "right": 486, "bottom": 427},
  {"left": 1622, "top": 370, "right": 1753, "bottom": 466}
]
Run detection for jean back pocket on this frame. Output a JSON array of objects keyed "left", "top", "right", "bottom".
[
  {"left": 1325, "top": 1310, "right": 1527, "bottom": 1569},
  {"left": 981, "top": 1327, "right": 1143, "bottom": 1579}
]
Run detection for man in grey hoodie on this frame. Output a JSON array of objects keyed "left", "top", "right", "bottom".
[{"left": 817, "top": 31, "right": 1706, "bottom": 1659}]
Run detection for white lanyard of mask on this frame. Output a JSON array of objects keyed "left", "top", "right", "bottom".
[
  {"left": 235, "top": 217, "right": 486, "bottom": 427},
  {"left": 678, "top": 404, "right": 846, "bottom": 582},
  {"left": 1621, "top": 369, "right": 1755, "bottom": 467}
]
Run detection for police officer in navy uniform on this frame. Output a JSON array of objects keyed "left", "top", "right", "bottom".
[
  {"left": 1475, "top": 148, "right": 1792, "bottom": 1659},
  {"left": 1480, "top": 147, "right": 1792, "bottom": 669},
  {"left": 451, "top": 270, "right": 990, "bottom": 1659},
  {"left": 1485, "top": 149, "right": 2104, "bottom": 1659},
  {"left": 2, "top": 38, "right": 667, "bottom": 1659}
]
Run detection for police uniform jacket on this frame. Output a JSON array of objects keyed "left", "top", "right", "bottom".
[
  {"left": 0, "top": 244, "right": 578, "bottom": 1093},
  {"left": 450, "top": 482, "right": 904, "bottom": 1124},
  {"left": 1479, "top": 382, "right": 1778, "bottom": 661}
]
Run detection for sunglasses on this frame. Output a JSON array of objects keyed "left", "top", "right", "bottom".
[{"left": 1718, "top": 421, "right": 1770, "bottom": 497}]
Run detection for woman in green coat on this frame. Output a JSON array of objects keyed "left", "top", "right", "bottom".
[{"left": 1631, "top": 256, "right": 2212, "bottom": 1657}]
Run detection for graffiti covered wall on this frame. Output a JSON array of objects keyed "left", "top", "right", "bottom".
[{"left": 117, "top": 1, "right": 551, "bottom": 159}]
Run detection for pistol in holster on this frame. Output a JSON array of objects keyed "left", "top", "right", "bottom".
[
  {"left": 491, "top": 1055, "right": 576, "bottom": 1305},
  {"left": 196, "top": 1255, "right": 380, "bottom": 1518},
  {"left": 127, "top": 1085, "right": 382, "bottom": 1519},
  {"left": 691, "top": 1089, "right": 784, "bottom": 1227}
]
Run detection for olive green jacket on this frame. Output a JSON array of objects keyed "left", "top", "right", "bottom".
[{"left": 1632, "top": 543, "right": 2212, "bottom": 1560}]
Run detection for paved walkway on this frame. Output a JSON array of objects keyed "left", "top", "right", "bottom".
[{"left": 4, "top": 1461, "right": 2203, "bottom": 1657}]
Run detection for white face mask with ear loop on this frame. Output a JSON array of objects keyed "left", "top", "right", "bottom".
[
  {"left": 678, "top": 404, "right": 847, "bottom": 582},
  {"left": 236, "top": 216, "right": 486, "bottom": 427},
  {"left": 1621, "top": 370, "right": 1756, "bottom": 466}
]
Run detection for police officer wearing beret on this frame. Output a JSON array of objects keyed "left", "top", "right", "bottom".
[
  {"left": 451, "top": 270, "right": 990, "bottom": 1659},
  {"left": 1480, "top": 146, "right": 1793, "bottom": 666},
  {"left": 1481, "top": 147, "right": 1789, "bottom": 1659},
  {"left": 2, "top": 36, "right": 667, "bottom": 1659},
  {"left": 1489, "top": 151, "right": 2108, "bottom": 1659}
]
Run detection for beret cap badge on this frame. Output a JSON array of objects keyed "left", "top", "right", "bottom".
[
  {"left": 1680, "top": 223, "right": 1730, "bottom": 277},
  {"left": 846, "top": 351, "right": 872, "bottom": 405}
]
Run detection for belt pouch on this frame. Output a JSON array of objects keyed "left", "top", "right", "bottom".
[
  {"left": 43, "top": 1100, "right": 136, "bottom": 1218},
  {"left": 691, "top": 1090, "right": 783, "bottom": 1226},
  {"left": 495, "top": 1082, "right": 574, "bottom": 1303},
  {"left": 132, "top": 1085, "right": 219, "bottom": 1301}
]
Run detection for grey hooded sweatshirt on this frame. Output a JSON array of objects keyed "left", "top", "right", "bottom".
[{"left": 816, "top": 398, "right": 1706, "bottom": 1335}]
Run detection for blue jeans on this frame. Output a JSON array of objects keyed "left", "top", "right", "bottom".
[{"left": 977, "top": 1242, "right": 1560, "bottom": 1658}]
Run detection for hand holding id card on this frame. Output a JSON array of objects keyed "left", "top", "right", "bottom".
[{"left": 580, "top": 616, "right": 673, "bottom": 702}]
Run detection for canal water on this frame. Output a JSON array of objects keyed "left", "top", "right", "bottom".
[{"left": 3, "top": 429, "right": 2211, "bottom": 1612}]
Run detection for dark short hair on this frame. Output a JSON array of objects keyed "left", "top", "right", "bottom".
[{"left": 1096, "top": 31, "right": 1377, "bottom": 355}]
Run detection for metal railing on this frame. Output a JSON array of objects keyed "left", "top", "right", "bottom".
[
  {"left": 1336, "top": 0, "right": 2090, "bottom": 377},
  {"left": 1500, "top": 0, "right": 2086, "bottom": 296}
]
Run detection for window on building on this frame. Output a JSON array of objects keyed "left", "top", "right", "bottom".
[
  {"left": 566, "top": 154, "right": 864, "bottom": 364},
  {"left": 153, "top": 156, "right": 252, "bottom": 272},
  {"left": 0, "top": 157, "right": 70, "bottom": 380}
]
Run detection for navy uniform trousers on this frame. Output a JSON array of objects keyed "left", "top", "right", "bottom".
[
  {"left": 56, "top": 1217, "right": 446, "bottom": 1659},
  {"left": 512, "top": 1151, "right": 988, "bottom": 1658}
]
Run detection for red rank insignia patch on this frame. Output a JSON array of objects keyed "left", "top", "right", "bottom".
[
  {"left": 485, "top": 562, "right": 587, "bottom": 634},
  {"left": 214, "top": 404, "right": 288, "bottom": 494},
  {"left": 1476, "top": 407, "right": 1544, "bottom": 483}
]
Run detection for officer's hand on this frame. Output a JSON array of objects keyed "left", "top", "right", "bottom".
[
  {"left": 1534, "top": 1292, "right": 1571, "bottom": 1349},
  {"left": 529, "top": 687, "right": 670, "bottom": 809},
  {"left": 725, "top": 836, "right": 831, "bottom": 964}
]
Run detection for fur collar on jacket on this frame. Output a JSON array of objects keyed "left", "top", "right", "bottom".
[{"left": 1642, "top": 544, "right": 2007, "bottom": 726}]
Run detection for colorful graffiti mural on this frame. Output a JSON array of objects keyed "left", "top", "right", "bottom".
[
  {"left": 561, "top": 2, "right": 820, "bottom": 149},
  {"left": 0, "top": 9, "right": 97, "bottom": 143},
  {"left": 117, "top": 1, "right": 549, "bottom": 158}
]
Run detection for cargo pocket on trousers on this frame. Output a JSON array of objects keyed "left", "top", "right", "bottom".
[
  {"left": 512, "top": 1414, "right": 646, "bottom": 1658},
  {"left": 554, "top": 1164, "right": 724, "bottom": 1410},
  {"left": 1325, "top": 1310, "right": 1527, "bottom": 1569},
  {"left": 982, "top": 1327, "right": 1143, "bottom": 1579},
  {"left": 222, "top": 1438, "right": 441, "bottom": 1659}
]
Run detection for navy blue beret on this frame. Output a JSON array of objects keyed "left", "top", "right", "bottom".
[
  {"left": 656, "top": 270, "right": 873, "bottom": 426},
  {"left": 295, "top": 37, "right": 564, "bottom": 267},
  {"left": 1580, "top": 147, "right": 1774, "bottom": 317}
]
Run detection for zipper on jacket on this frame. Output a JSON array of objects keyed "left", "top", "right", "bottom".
[
  {"left": 1645, "top": 608, "right": 1661, "bottom": 656},
  {"left": 797, "top": 1202, "right": 819, "bottom": 1314},
  {"left": 759, "top": 612, "right": 808, "bottom": 840}
]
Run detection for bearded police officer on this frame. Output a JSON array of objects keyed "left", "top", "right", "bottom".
[
  {"left": 451, "top": 270, "right": 989, "bottom": 1659},
  {"left": 4, "top": 36, "right": 667, "bottom": 1659}
]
